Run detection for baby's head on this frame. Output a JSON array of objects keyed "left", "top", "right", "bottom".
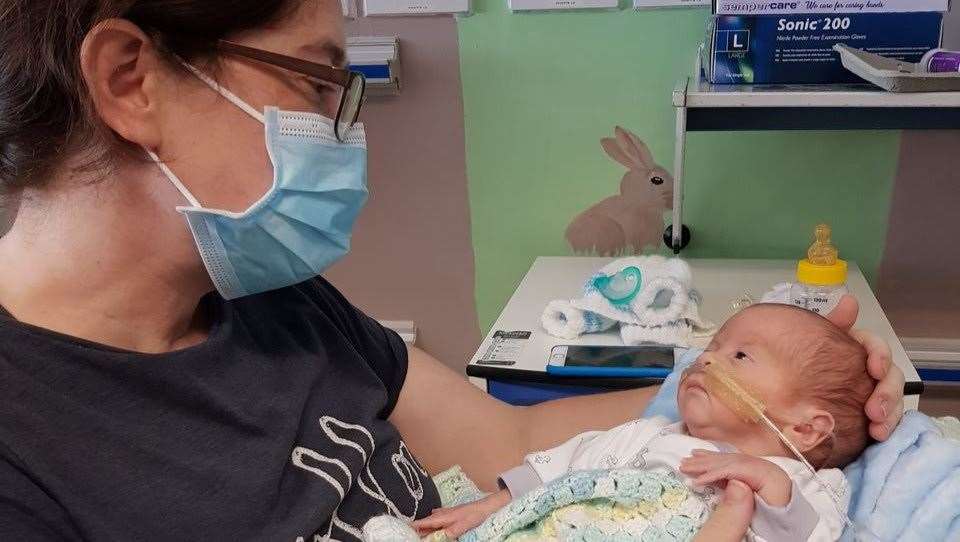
[{"left": 678, "top": 303, "right": 874, "bottom": 468}]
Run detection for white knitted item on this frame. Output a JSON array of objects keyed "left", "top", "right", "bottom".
[
  {"left": 541, "top": 300, "right": 617, "bottom": 340},
  {"left": 362, "top": 515, "right": 422, "bottom": 542},
  {"left": 363, "top": 466, "right": 482, "bottom": 542},
  {"left": 541, "top": 257, "right": 715, "bottom": 348},
  {"left": 570, "top": 256, "right": 693, "bottom": 326},
  {"left": 620, "top": 322, "right": 693, "bottom": 348}
]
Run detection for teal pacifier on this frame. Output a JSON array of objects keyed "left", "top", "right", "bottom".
[{"left": 592, "top": 266, "right": 642, "bottom": 306}]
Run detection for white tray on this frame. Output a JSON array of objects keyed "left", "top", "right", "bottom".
[{"left": 835, "top": 44, "right": 960, "bottom": 93}]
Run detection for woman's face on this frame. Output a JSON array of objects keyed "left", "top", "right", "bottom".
[{"left": 153, "top": 0, "right": 347, "bottom": 213}]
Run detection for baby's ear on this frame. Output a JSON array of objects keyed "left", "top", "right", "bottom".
[{"left": 785, "top": 408, "right": 836, "bottom": 453}]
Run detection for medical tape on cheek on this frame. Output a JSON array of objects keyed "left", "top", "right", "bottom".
[
  {"left": 701, "top": 362, "right": 766, "bottom": 423},
  {"left": 700, "top": 361, "right": 860, "bottom": 533}
]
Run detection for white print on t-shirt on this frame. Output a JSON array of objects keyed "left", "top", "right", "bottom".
[{"left": 291, "top": 416, "right": 428, "bottom": 542}]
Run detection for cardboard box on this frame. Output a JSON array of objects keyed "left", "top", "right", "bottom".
[
  {"left": 705, "top": 13, "right": 944, "bottom": 84},
  {"left": 713, "top": 0, "right": 950, "bottom": 15}
]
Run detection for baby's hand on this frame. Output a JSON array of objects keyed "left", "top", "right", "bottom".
[
  {"left": 679, "top": 450, "right": 792, "bottom": 507},
  {"left": 412, "top": 489, "right": 511, "bottom": 539}
]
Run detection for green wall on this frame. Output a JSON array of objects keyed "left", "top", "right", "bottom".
[{"left": 457, "top": 2, "right": 899, "bottom": 331}]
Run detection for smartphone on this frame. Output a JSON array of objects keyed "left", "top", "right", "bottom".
[{"left": 546, "top": 344, "right": 676, "bottom": 378}]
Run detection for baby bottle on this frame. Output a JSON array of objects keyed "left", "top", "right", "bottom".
[{"left": 789, "top": 224, "right": 848, "bottom": 315}]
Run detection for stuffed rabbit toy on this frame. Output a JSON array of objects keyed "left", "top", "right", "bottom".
[{"left": 566, "top": 127, "right": 674, "bottom": 256}]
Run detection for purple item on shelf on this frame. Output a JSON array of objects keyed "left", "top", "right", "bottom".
[{"left": 922, "top": 49, "right": 960, "bottom": 73}]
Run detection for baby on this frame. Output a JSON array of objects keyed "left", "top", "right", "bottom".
[{"left": 416, "top": 304, "right": 876, "bottom": 541}]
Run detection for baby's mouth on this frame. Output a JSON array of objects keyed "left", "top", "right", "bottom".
[
  {"left": 686, "top": 383, "right": 709, "bottom": 400},
  {"left": 681, "top": 370, "right": 711, "bottom": 399},
  {"left": 687, "top": 382, "right": 707, "bottom": 393}
]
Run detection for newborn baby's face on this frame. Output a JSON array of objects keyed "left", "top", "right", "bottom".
[{"left": 678, "top": 306, "right": 801, "bottom": 447}]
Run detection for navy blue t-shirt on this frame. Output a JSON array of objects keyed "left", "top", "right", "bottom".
[{"left": 0, "top": 279, "right": 439, "bottom": 541}]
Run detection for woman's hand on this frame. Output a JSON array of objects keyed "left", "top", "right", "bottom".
[
  {"left": 411, "top": 489, "right": 511, "bottom": 539},
  {"left": 693, "top": 480, "right": 755, "bottom": 542},
  {"left": 824, "top": 295, "right": 905, "bottom": 441},
  {"left": 850, "top": 328, "right": 904, "bottom": 441}
]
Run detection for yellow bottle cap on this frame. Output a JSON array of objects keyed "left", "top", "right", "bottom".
[{"left": 797, "top": 258, "right": 848, "bottom": 286}]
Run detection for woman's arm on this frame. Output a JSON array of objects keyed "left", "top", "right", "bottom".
[{"left": 389, "top": 346, "right": 658, "bottom": 491}]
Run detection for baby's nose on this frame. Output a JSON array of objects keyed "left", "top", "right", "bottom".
[{"left": 696, "top": 351, "right": 722, "bottom": 369}]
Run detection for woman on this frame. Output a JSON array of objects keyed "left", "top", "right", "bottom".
[{"left": 0, "top": 1, "right": 904, "bottom": 540}]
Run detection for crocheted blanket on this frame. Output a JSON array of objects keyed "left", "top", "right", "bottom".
[
  {"left": 363, "top": 467, "right": 711, "bottom": 542},
  {"left": 461, "top": 469, "right": 709, "bottom": 542}
]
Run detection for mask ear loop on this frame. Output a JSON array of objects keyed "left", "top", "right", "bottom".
[
  {"left": 145, "top": 150, "right": 202, "bottom": 209},
  {"left": 699, "top": 361, "right": 873, "bottom": 536},
  {"left": 144, "top": 58, "right": 271, "bottom": 209},
  {"left": 178, "top": 59, "right": 266, "bottom": 125}
]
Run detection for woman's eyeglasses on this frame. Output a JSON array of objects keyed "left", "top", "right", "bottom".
[{"left": 216, "top": 40, "right": 366, "bottom": 142}]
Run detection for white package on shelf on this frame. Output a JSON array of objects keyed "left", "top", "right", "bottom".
[
  {"left": 341, "top": 0, "right": 359, "bottom": 19},
  {"left": 347, "top": 36, "right": 402, "bottom": 95},
  {"left": 510, "top": 0, "right": 617, "bottom": 11},
  {"left": 363, "top": 0, "right": 470, "bottom": 16}
]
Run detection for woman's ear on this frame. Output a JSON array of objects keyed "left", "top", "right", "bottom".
[
  {"left": 783, "top": 408, "right": 836, "bottom": 453},
  {"left": 79, "top": 19, "right": 164, "bottom": 148}
]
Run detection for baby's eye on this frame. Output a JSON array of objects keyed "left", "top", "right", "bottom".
[{"left": 734, "top": 351, "right": 748, "bottom": 361}]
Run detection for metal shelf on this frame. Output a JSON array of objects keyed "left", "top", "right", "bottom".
[
  {"left": 675, "top": 79, "right": 960, "bottom": 109},
  {"left": 668, "top": 74, "right": 960, "bottom": 252}
]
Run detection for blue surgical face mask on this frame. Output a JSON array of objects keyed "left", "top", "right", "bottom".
[{"left": 148, "top": 63, "right": 368, "bottom": 300}]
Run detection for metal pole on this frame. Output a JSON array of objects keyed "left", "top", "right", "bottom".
[{"left": 672, "top": 91, "right": 688, "bottom": 254}]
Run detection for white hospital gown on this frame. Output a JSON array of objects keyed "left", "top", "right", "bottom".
[{"left": 499, "top": 416, "right": 849, "bottom": 542}]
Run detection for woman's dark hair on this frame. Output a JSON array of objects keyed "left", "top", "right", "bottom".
[{"left": 0, "top": 0, "right": 299, "bottom": 193}]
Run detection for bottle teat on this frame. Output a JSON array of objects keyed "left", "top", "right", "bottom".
[
  {"left": 807, "top": 223, "right": 838, "bottom": 265},
  {"left": 797, "top": 223, "right": 848, "bottom": 286}
]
